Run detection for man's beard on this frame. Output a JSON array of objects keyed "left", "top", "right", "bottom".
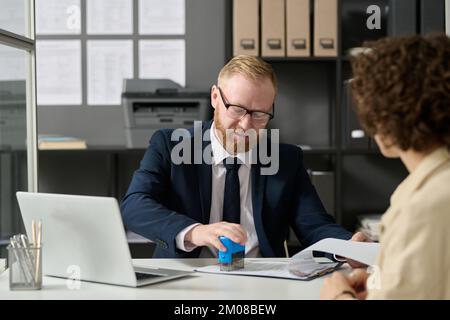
[{"left": 214, "top": 112, "right": 258, "bottom": 154}]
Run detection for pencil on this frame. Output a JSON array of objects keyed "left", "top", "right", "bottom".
[
  {"left": 34, "top": 220, "right": 42, "bottom": 283},
  {"left": 31, "top": 220, "right": 36, "bottom": 246}
]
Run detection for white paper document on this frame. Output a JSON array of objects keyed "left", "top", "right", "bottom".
[
  {"left": 36, "top": 0, "right": 81, "bottom": 35},
  {"left": 288, "top": 238, "right": 379, "bottom": 279},
  {"left": 139, "top": 40, "right": 185, "bottom": 87},
  {"left": 87, "top": 40, "right": 133, "bottom": 105},
  {"left": 291, "top": 238, "right": 380, "bottom": 267},
  {"left": 36, "top": 40, "right": 82, "bottom": 105},
  {"left": 87, "top": 0, "right": 133, "bottom": 34},
  {"left": 139, "top": 0, "right": 185, "bottom": 35},
  {"left": 195, "top": 260, "right": 316, "bottom": 280},
  {"left": 195, "top": 239, "right": 379, "bottom": 281}
]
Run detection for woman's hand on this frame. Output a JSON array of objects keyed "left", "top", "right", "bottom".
[
  {"left": 320, "top": 271, "right": 357, "bottom": 300},
  {"left": 348, "top": 269, "right": 370, "bottom": 300},
  {"left": 347, "top": 232, "right": 372, "bottom": 268}
]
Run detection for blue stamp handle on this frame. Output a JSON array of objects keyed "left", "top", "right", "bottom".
[{"left": 218, "top": 236, "right": 245, "bottom": 264}]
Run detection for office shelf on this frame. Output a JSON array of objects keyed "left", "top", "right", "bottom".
[
  {"left": 38, "top": 146, "right": 146, "bottom": 153},
  {"left": 229, "top": 0, "right": 409, "bottom": 231}
]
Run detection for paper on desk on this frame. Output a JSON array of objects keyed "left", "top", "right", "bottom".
[
  {"left": 195, "top": 239, "right": 379, "bottom": 281},
  {"left": 195, "top": 259, "right": 339, "bottom": 281},
  {"left": 196, "top": 260, "right": 315, "bottom": 280},
  {"left": 288, "top": 238, "right": 379, "bottom": 278}
]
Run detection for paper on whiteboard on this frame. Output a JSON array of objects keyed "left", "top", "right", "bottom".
[
  {"left": 36, "top": 40, "right": 82, "bottom": 105},
  {"left": 87, "top": 40, "right": 133, "bottom": 105},
  {"left": 139, "top": 40, "right": 185, "bottom": 87},
  {"left": 139, "top": 0, "right": 185, "bottom": 35},
  {"left": 36, "top": 0, "right": 81, "bottom": 35},
  {"left": 87, "top": 0, "right": 132, "bottom": 34}
]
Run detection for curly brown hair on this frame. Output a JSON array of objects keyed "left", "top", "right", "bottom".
[{"left": 351, "top": 33, "right": 450, "bottom": 151}]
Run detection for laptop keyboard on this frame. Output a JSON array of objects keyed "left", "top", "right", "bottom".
[{"left": 135, "top": 272, "right": 163, "bottom": 280}]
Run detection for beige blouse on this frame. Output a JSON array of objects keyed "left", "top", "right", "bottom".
[{"left": 367, "top": 147, "right": 450, "bottom": 299}]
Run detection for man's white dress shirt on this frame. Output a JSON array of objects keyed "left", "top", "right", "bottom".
[{"left": 175, "top": 121, "right": 260, "bottom": 257}]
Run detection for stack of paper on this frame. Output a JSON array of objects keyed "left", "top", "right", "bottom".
[{"left": 38, "top": 134, "right": 87, "bottom": 150}]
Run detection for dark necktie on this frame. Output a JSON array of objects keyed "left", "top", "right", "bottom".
[{"left": 222, "top": 158, "right": 241, "bottom": 224}]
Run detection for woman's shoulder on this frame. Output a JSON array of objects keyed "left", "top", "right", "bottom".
[{"left": 408, "top": 163, "right": 450, "bottom": 220}]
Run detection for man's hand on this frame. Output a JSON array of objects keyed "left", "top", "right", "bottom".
[
  {"left": 351, "top": 231, "right": 369, "bottom": 242},
  {"left": 185, "top": 222, "right": 247, "bottom": 252},
  {"left": 347, "top": 232, "right": 371, "bottom": 268}
]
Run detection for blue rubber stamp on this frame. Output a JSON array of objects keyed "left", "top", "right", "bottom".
[{"left": 218, "top": 236, "right": 245, "bottom": 271}]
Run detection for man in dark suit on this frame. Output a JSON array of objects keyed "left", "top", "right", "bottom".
[{"left": 121, "top": 55, "right": 366, "bottom": 259}]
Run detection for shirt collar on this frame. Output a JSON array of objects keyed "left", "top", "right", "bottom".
[{"left": 210, "top": 121, "right": 252, "bottom": 168}]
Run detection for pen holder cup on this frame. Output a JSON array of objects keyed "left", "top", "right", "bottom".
[{"left": 7, "top": 245, "right": 42, "bottom": 290}]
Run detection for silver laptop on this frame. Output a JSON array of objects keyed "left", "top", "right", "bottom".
[{"left": 16, "top": 192, "right": 191, "bottom": 287}]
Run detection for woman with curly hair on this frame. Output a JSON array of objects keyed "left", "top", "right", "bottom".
[{"left": 321, "top": 33, "right": 450, "bottom": 300}]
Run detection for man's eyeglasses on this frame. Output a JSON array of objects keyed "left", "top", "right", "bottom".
[{"left": 217, "top": 86, "right": 275, "bottom": 123}]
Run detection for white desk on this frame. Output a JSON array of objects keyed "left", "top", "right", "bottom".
[{"left": 0, "top": 258, "right": 324, "bottom": 300}]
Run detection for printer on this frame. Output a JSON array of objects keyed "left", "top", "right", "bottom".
[{"left": 122, "top": 79, "right": 211, "bottom": 148}]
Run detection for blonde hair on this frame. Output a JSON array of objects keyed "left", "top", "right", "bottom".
[{"left": 218, "top": 55, "right": 278, "bottom": 93}]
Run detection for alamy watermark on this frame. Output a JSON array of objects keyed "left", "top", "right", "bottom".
[
  {"left": 66, "top": 264, "right": 81, "bottom": 290},
  {"left": 367, "top": 5, "right": 382, "bottom": 30},
  {"left": 170, "top": 121, "right": 280, "bottom": 175}
]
